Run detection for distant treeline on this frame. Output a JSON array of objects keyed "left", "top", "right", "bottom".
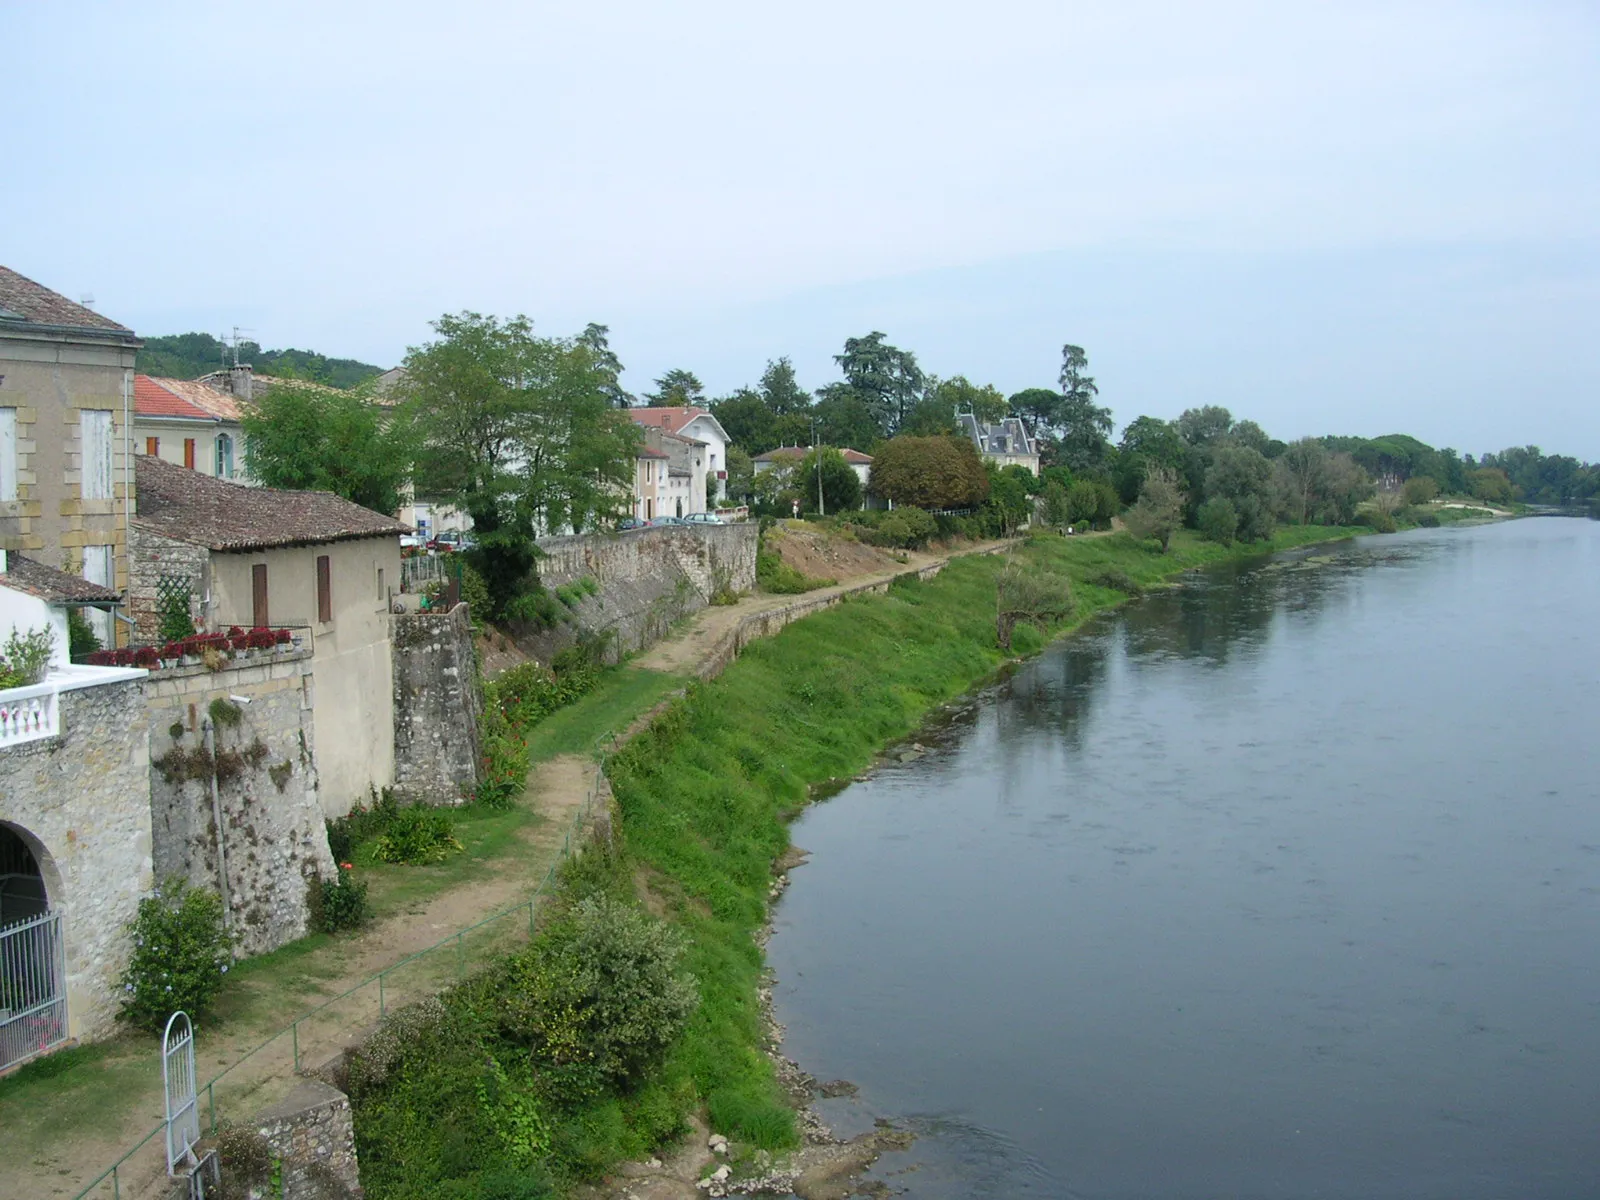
[{"left": 136, "top": 332, "right": 383, "bottom": 389}]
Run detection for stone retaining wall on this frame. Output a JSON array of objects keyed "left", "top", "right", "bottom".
[
  {"left": 392, "top": 604, "right": 482, "bottom": 806},
  {"left": 145, "top": 650, "right": 335, "bottom": 955}
]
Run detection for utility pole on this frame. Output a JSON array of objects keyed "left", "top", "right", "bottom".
[{"left": 811, "top": 420, "right": 825, "bottom": 517}]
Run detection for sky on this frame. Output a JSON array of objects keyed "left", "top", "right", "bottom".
[{"left": 3, "top": 1, "right": 1596, "bottom": 457}]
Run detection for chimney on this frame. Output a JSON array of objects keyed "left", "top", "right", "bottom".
[{"left": 228, "top": 364, "right": 254, "bottom": 400}]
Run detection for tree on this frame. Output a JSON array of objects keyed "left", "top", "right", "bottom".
[
  {"left": 982, "top": 463, "right": 1034, "bottom": 536},
  {"left": 1468, "top": 467, "right": 1514, "bottom": 505},
  {"left": 868, "top": 435, "right": 989, "bottom": 510},
  {"left": 403, "top": 312, "right": 640, "bottom": 612},
  {"left": 1054, "top": 345, "right": 1113, "bottom": 471},
  {"left": 1205, "top": 445, "right": 1278, "bottom": 541},
  {"left": 1007, "top": 388, "right": 1061, "bottom": 438},
  {"left": 724, "top": 445, "right": 754, "bottom": 503},
  {"left": 644, "top": 368, "right": 705, "bottom": 407},
  {"left": 709, "top": 388, "right": 777, "bottom": 454},
  {"left": 834, "top": 332, "right": 924, "bottom": 436},
  {"left": 578, "top": 323, "right": 633, "bottom": 407},
  {"left": 811, "top": 384, "right": 882, "bottom": 451},
  {"left": 1123, "top": 466, "right": 1184, "bottom": 551},
  {"left": 1196, "top": 497, "right": 1238, "bottom": 544},
  {"left": 1177, "top": 406, "right": 1234, "bottom": 446},
  {"left": 1403, "top": 476, "right": 1440, "bottom": 506},
  {"left": 758, "top": 357, "right": 811, "bottom": 416},
  {"left": 241, "top": 379, "right": 415, "bottom": 514},
  {"left": 797, "top": 447, "right": 862, "bottom": 514},
  {"left": 1276, "top": 438, "right": 1329, "bottom": 526},
  {"left": 1116, "top": 415, "right": 1186, "bottom": 501}
]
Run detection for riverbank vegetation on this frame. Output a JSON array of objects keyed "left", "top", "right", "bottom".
[{"left": 346, "top": 524, "right": 1356, "bottom": 1198}]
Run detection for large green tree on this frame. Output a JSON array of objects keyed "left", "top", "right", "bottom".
[
  {"left": 868, "top": 435, "right": 989, "bottom": 510},
  {"left": 1054, "top": 344, "right": 1113, "bottom": 471},
  {"left": 811, "top": 384, "right": 882, "bottom": 451},
  {"left": 759, "top": 357, "right": 811, "bottom": 416},
  {"left": 644, "top": 368, "right": 705, "bottom": 407},
  {"left": 578, "top": 323, "right": 633, "bottom": 408},
  {"left": 402, "top": 312, "right": 640, "bottom": 609},
  {"left": 240, "top": 379, "right": 414, "bottom": 514},
  {"left": 796, "top": 447, "right": 862, "bottom": 515},
  {"left": 834, "top": 332, "right": 924, "bottom": 436}
]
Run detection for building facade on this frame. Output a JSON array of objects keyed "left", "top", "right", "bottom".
[
  {"left": 132, "top": 375, "right": 247, "bottom": 483},
  {"left": 958, "top": 413, "right": 1039, "bottom": 476}
]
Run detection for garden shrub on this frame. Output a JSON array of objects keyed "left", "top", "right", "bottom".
[
  {"left": 118, "top": 878, "right": 234, "bottom": 1031},
  {"left": 308, "top": 866, "right": 370, "bottom": 933},
  {"left": 1, "top": 625, "right": 55, "bottom": 688},
  {"left": 373, "top": 805, "right": 463, "bottom": 865},
  {"left": 862, "top": 507, "right": 938, "bottom": 550},
  {"left": 327, "top": 788, "right": 401, "bottom": 862}
]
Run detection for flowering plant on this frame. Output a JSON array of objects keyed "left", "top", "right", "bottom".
[{"left": 118, "top": 877, "right": 235, "bottom": 1031}]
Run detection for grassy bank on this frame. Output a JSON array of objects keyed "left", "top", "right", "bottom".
[{"left": 348, "top": 524, "right": 1358, "bottom": 1197}]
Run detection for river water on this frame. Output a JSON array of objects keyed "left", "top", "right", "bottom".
[{"left": 767, "top": 519, "right": 1600, "bottom": 1199}]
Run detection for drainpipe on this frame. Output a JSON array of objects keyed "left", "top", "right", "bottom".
[
  {"left": 122, "top": 369, "right": 132, "bottom": 645},
  {"left": 202, "top": 717, "right": 233, "bottom": 932}
]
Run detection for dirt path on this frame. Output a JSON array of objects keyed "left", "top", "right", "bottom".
[
  {"left": 636, "top": 539, "right": 1011, "bottom": 676},
  {"left": 7, "top": 754, "right": 596, "bottom": 1200}
]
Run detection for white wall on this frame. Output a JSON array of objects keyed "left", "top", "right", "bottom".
[{"left": 0, "top": 583, "right": 69, "bottom": 672}]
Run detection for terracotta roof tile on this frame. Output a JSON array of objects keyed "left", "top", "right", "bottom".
[
  {"left": 135, "top": 376, "right": 215, "bottom": 420},
  {"left": 0, "top": 555, "right": 121, "bottom": 605},
  {"left": 628, "top": 406, "right": 706, "bottom": 436},
  {"left": 133, "top": 455, "right": 408, "bottom": 551},
  {"left": 137, "top": 376, "right": 244, "bottom": 422},
  {"left": 0, "top": 265, "right": 133, "bottom": 335}
]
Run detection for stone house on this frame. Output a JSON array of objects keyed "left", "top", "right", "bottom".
[
  {"left": 130, "top": 455, "right": 407, "bottom": 817},
  {"left": 0, "top": 265, "right": 142, "bottom": 647},
  {"left": 1, "top": 549, "right": 150, "bottom": 1067},
  {"left": 133, "top": 374, "right": 247, "bottom": 483},
  {"left": 633, "top": 443, "right": 670, "bottom": 522},
  {"left": 958, "top": 413, "right": 1039, "bottom": 476}
]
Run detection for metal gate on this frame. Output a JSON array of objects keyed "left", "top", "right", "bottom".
[
  {"left": 163, "top": 1011, "right": 200, "bottom": 1174},
  {"left": 0, "top": 909, "right": 66, "bottom": 1071}
]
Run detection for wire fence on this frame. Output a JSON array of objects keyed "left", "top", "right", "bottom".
[{"left": 72, "top": 732, "right": 620, "bottom": 1200}]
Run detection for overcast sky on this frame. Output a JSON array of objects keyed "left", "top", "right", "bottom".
[{"left": 4, "top": 1, "right": 1596, "bottom": 456}]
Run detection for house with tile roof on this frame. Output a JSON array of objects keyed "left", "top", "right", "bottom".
[
  {"left": 0, "top": 265, "right": 143, "bottom": 647},
  {"left": 752, "top": 446, "right": 877, "bottom": 507},
  {"left": 628, "top": 407, "right": 731, "bottom": 510},
  {"left": 130, "top": 454, "right": 407, "bottom": 814},
  {"left": 132, "top": 374, "right": 248, "bottom": 483}
]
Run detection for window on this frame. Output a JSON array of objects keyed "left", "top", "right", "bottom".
[
  {"left": 316, "top": 555, "right": 332, "bottom": 624},
  {"left": 215, "top": 434, "right": 234, "bottom": 479},
  {"left": 376, "top": 567, "right": 386, "bottom": 604},
  {"left": 81, "top": 410, "right": 113, "bottom": 500},
  {"left": 183, "top": 439, "right": 196, "bottom": 470},
  {"left": 145, "top": 436, "right": 159, "bottom": 457},
  {"left": 0, "top": 407, "right": 16, "bottom": 502}
]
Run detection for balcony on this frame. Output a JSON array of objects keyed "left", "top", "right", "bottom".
[{"left": 0, "top": 665, "right": 147, "bottom": 750}]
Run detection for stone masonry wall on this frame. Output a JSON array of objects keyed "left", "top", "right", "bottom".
[
  {"left": 0, "top": 679, "right": 152, "bottom": 1042},
  {"left": 145, "top": 650, "right": 336, "bottom": 956},
  {"left": 128, "top": 524, "right": 209, "bottom": 645},
  {"left": 392, "top": 604, "right": 482, "bottom": 807},
  {"left": 525, "top": 523, "right": 758, "bottom": 663},
  {"left": 231, "top": 1080, "right": 363, "bottom": 1199}
]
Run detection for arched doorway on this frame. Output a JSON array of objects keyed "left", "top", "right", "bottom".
[{"left": 0, "top": 823, "right": 67, "bottom": 1069}]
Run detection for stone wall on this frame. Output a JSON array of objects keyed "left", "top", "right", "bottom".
[
  {"left": 526, "top": 523, "right": 758, "bottom": 662},
  {"left": 392, "top": 604, "right": 482, "bottom": 806},
  {"left": 0, "top": 678, "right": 152, "bottom": 1042},
  {"left": 127, "top": 523, "right": 210, "bottom": 644},
  {"left": 196, "top": 1080, "right": 362, "bottom": 1200},
  {"left": 145, "top": 650, "right": 335, "bottom": 956}
]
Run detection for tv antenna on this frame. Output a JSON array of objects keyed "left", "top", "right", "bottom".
[{"left": 221, "top": 327, "right": 255, "bottom": 368}]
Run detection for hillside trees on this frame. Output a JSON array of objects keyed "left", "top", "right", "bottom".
[
  {"left": 241, "top": 379, "right": 415, "bottom": 514},
  {"left": 868, "top": 435, "right": 989, "bottom": 510}
]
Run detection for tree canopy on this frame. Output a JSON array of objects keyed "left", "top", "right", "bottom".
[
  {"left": 644, "top": 368, "right": 706, "bottom": 407},
  {"left": 240, "top": 380, "right": 414, "bottom": 515},
  {"left": 835, "top": 332, "right": 924, "bottom": 436},
  {"left": 137, "top": 332, "right": 382, "bottom": 389},
  {"left": 868, "top": 435, "right": 989, "bottom": 510}
]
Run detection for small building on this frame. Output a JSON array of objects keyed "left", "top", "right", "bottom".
[
  {"left": 133, "top": 374, "right": 247, "bottom": 482},
  {"left": 633, "top": 444, "right": 670, "bottom": 522},
  {"left": 752, "top": 446, "right": 876, "bottom": 507},
  {"left": 130, "top": 455, "right": 407, "bottom": 816},
  {"left": 958, "top": 414, "right": 1039, "bottom": 476},
  {"left": 628, "top": 407, "right": 732, "bottom": 508},
  {"left": 0, "top": 265, "right": 142, "bottom": 646}
]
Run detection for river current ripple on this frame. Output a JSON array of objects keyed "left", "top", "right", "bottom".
[{"left": 767, "top": 519, "right": 1600, "bottom": 1200}]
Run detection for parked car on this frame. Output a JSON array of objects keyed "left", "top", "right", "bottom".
[
  {"left": 400, "top": 532, "right": 427, "bottom": 549},
  {"left": 427, "top": 530, "right": 470, "bottom": 552},
  {"left": 649, "top": 516, "right": 688, "bottom": 526},
  {"left": 615, "top": 516, "right": 647, "bottom": 530},
  {"left": 682, "top": 512, "right": 721, "bottom": 525}
]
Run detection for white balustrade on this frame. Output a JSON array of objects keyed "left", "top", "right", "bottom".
[{"left": 0, "top": 685, "right": 60, "bottom": 747}]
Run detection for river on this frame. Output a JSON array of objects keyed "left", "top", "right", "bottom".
[{"left": 767, "top": 518, "right": 1600, "bottom": 1199}]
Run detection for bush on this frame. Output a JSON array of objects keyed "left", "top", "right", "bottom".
[
  {"left": 1196, "top": 497, "right": 1239, "bottom": 544},
  {"left": 308, "top": 866, "right": 369, "bottom": 933},
  {"left": 459, "top": 560, "right": 493, "bottom": 627},
  {"left": 1416, "top": 512, "right": 1441, "bottom": 528},
  {"left": 118, "top": 878, "right": 234, "bottom": 1031},
  {"left": 497, "top": 895, "right": 697, "bottom": 1093},
  {"left": 1363, "top": 507, "right": 1398, "bottom": 534},
  {"left": 504, "top": 589, "right": 567, "bottom": 631},
  {"left": 1, "top": 625, "right": 55, "bottom": 688},
  {"left": 373, "top": 805, "right": 463, "bottom": 865},
  {"left": 1403, "top": 475, "right": 1440, "bottom": 506},
  {"left": 67, "top": 608, "right": 102, "bottom": 660},
  {"left": 863, "top": 507, "right": 939, "bottom": 550},
  {"left": 326, "top": 788, "right": 400, "bottom": 862},
  {"left": 1091, "top": 568, "right": 1143, "bottom": 595}
]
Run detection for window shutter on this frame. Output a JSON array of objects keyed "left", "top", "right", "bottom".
[
  {"left": 184, "top": 439, "right": 196, "bottom": 469},
  {"left": 0, "top": 408, "right": 16, "bottom": 502},
  {"left": 81, "top": 410, "right": 113, "bottom": 499},
  {"left": 317, "top": 555, "right": 332, "bottom": 623},
  {"left": 252, "top": 564, "right": 269, "bottom": 628},
  {"left": 146, "top": 436, "right": 159, "bottom": 457}
]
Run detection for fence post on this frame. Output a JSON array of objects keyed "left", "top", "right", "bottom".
[
  {"left": 379, "top": 973, "right": 385, "bottom": 1017},
  {"left": 456, "top": 931, "right": 464, "bottom": 979},
  {"left": 292, "top": 1021, "right": 300, "bottom": 1073},
  {"left": 207, "top": 1082, "right": 216, "bottom": 1134}
]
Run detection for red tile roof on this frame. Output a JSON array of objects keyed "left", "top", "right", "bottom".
[
  {"left": 753, "top": 446, "right": 873, "bottom": 464},
  {"left": 135, "top": 376, "right": 214, "bottom": 420},
  {"left": 0, "top": 265, "right": 133, "bottom": 335},
  {"left": 628, "top": 407, "right": 707, "bottom": 436},
  {"left": 133, "top": 454, "right": 408, "bottom": 551}
]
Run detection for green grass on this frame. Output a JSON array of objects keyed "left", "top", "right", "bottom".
[{"left": 521, "top": 667, "right": 685, "bottom": 764}]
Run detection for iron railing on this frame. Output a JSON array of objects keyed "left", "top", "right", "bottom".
[{"left": 0, "top": 909, "right": 67, "bottom": 1071}]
